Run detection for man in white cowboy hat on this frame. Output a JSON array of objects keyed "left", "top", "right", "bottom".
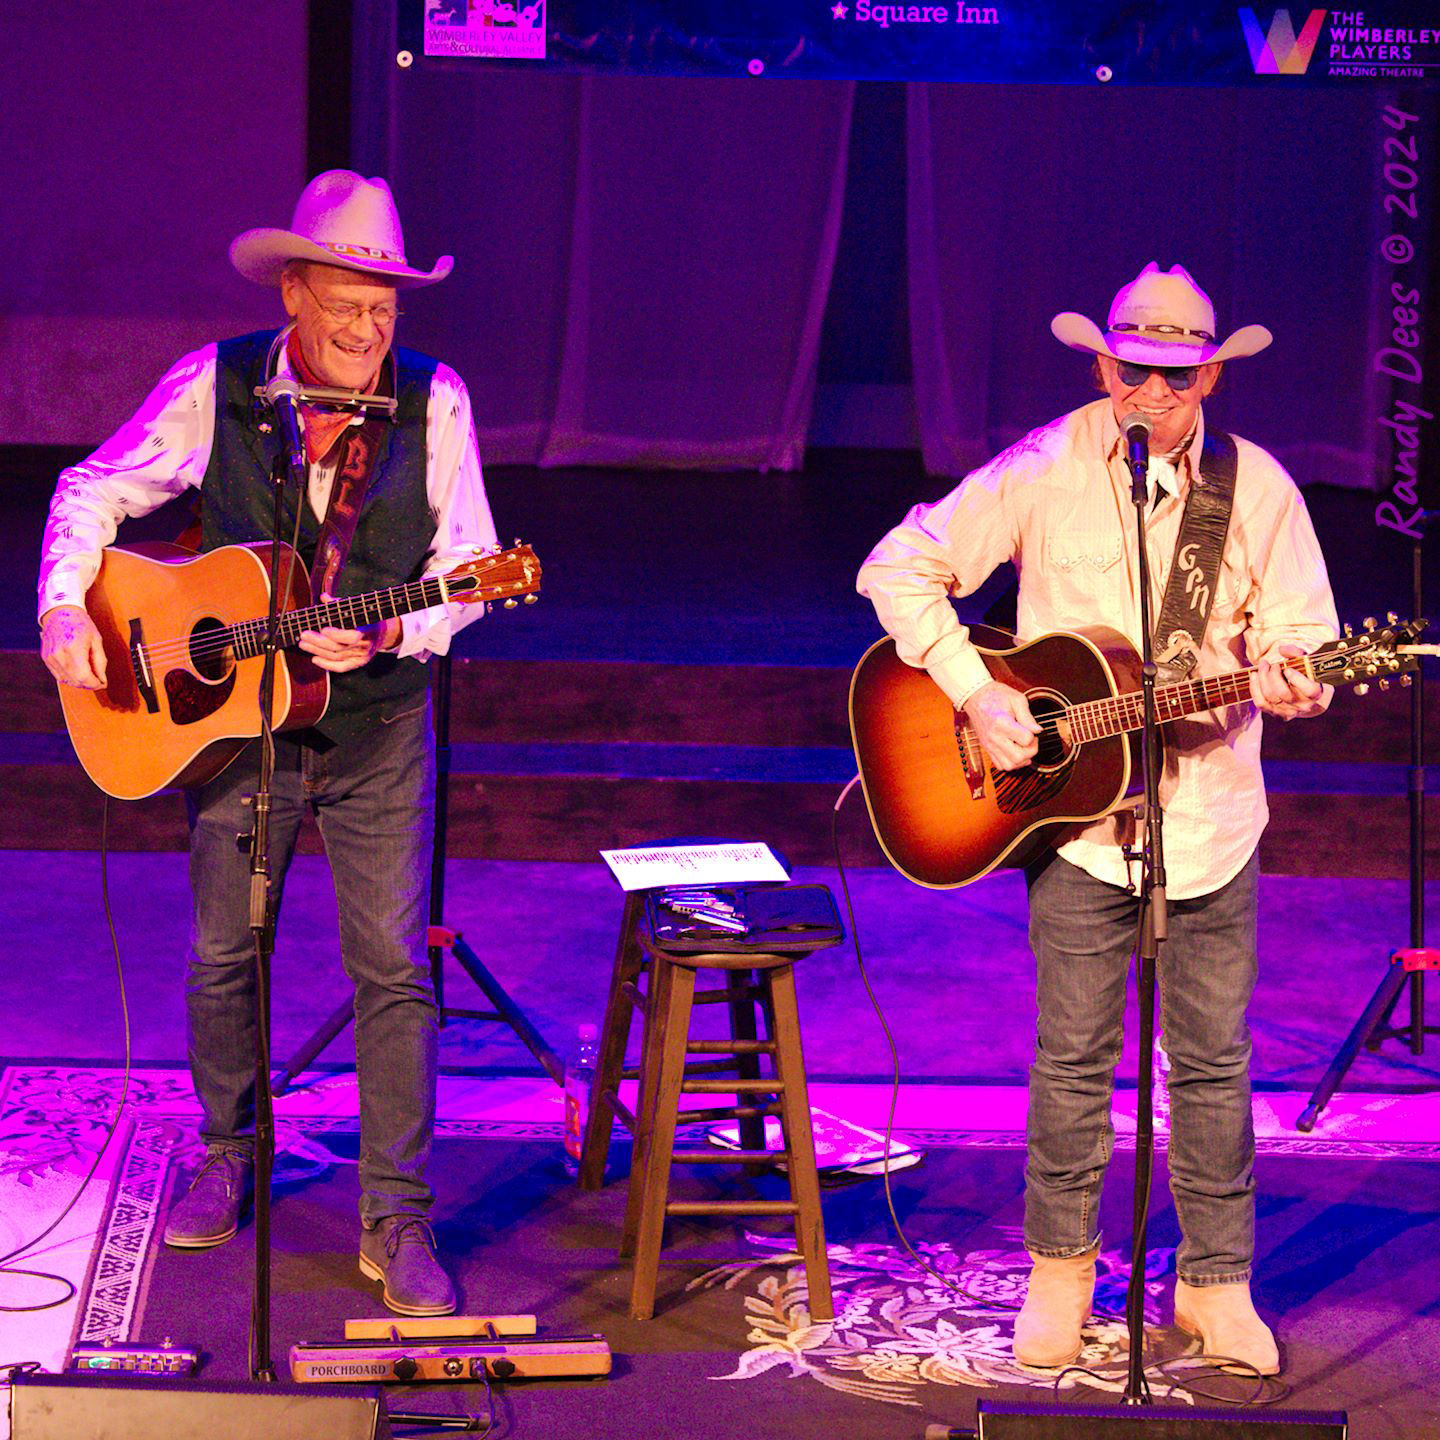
[
  {"left": 39, "top": 171, "right": 499, "bottom": 1317},
  {"left": 858, "top": 263, "right": 1339, "bottom": 1376}
]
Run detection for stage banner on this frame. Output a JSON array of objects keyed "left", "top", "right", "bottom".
[{"left": 402, "top": 2, "right": 1440, "bottom": 87}]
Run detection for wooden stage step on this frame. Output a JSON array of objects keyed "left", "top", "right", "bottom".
[{"left": 3, "top": 651, "right": 1432, "bottom": 879}]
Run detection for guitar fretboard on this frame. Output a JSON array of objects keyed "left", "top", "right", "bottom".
[
  {"left": 227, "top": 575, "right": 457, "bottom": 660},
  {"left": 1066, "top": 667, "right": 1275, "bottom": 743}
]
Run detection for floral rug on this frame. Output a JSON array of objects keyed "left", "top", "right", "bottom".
[{"left": 2, "top": 1063, "right": 1437, "bottom": 1436}]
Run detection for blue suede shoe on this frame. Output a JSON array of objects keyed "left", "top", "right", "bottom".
[
  {"left": 359, "top": 1215, "right": 456, "bottom": 1316},
  {"left": 162, "top": 1145, "right": 252, "bottom": 1249}
]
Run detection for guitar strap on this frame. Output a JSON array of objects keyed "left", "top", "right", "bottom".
[{"left": 1151, "top": 429, "right": 1239, "bottom": 685}]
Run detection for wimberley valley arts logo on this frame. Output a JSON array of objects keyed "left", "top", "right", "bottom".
[
  {"left": 424, "top": 0, "right": 546, "bottom": 59},
  {"left": 1243, "top": 8, "right": 1440, "bottom": 79}
]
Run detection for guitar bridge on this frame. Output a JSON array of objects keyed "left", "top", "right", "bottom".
[
  {"left": 129, "top": 618, "right": 159, "bottom": 714},
  {"left": 955, "top": 713, "right": 988, "bottom": 800}
]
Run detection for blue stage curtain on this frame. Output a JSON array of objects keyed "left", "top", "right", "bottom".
[
  {"left": 906, "top": 82, "right": 1435, "bottom": 489},
  {"left": 355, "top": 16, "right": 855, "bottom": 471},
  {"left": 353, "top": 0, "right": 1436, "bottom": 484}
]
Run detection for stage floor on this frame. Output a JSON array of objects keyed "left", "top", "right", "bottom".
[
  {"left": 2, "top": 1061, "right": 1438, "bottom": 1439},
  {"left": 2, "top": 448, "right": 1438, "bottom": 1434},
  {"left": 2, "top": 854, "right": 1439, "bottom": 1437}
]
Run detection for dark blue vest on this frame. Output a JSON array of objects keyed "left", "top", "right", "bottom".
[{"left": 203, "top": 331, "right": 439, "bottom": 744}]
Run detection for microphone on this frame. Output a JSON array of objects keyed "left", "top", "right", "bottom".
[
  {"left": 261, "top": 374, "right": 307, "bottom": 481},
  {"left": 1120, "top": 410, "right": 1153, "bottom": 499}
]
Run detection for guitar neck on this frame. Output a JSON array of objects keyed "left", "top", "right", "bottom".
[
  {"left": 228, "top": 573, "right": 465, "bottom": 659},
  {"left": 1068, "top": 663, "right": 1278, "bottom": 742}
]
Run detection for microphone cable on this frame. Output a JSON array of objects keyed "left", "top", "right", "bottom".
[
  {"left": 830, "top": 774, "right": 1019, "bottom": 1316},
  {"left": 0, "top": 794, "right": 133, "bottom": 1318},
  {"left": 833, "top": 774, "right": 1293, "bottom": 1408}
]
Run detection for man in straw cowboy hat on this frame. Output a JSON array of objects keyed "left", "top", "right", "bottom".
[
  {"left": 39, "top": 170, "right": 500, "bottom": 1316},
  {"left": 858, "top": 264, "right": 1339, "bottom": 1376}
]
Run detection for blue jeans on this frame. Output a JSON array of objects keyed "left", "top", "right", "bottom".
[
  {"left": 1023, "top": 851, "right": 1259, "bottom": 1286},
  {"left": 184, "top": 701, "right": 438, "bottom": 1227}
]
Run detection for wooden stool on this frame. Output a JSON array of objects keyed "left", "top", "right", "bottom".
[{"left": 580, "top": 892, "right": 837, "bottom": 1321}]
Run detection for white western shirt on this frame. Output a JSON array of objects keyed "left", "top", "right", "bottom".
[
  {"left": 38, "top": 342, "right": 499, "bottom": 661},
  {"left": 856, "top": 399, "right": 1339, "bottom": 899}
]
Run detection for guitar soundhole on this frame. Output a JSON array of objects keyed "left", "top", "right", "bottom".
[
  {"left": 1027, "top": 690, "right": 1072, "bottom": 772},
  {"left": 991, "top": 689, "right": 1073, "bottom": 817},
  {"left": 189, "top": 618, "right": 234, "bottom": 682}
]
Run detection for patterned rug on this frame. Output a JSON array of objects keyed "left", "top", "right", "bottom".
[{"left": 2, "top": 1064, "right": 1438, "bottom": 1437}]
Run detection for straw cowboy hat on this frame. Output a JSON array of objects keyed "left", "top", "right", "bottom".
[
  {"left": 1051, "top": 263, "right": 1271, "bottom": 367},
  {"left": 229, "top": 170, "right": 453, "bottom": 288}
]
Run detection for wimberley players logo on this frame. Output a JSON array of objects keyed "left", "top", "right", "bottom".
[
  {"left": 1241, "top": 8, "right": 1440, "bottom": 79},
  {"left": 424, "top": 0, "right": 546, "bottom": 60}
]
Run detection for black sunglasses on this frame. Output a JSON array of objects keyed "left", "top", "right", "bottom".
[{"left": 1116, "top": 360, "right": 1200, "bottom": 392}]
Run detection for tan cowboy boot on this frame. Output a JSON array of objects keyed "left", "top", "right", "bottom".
[
  {"left": 1174, "top": 1279, "right": 1280, "bottom": 1376},
  {"left": 1013, "top": 1247, "right": 1098, "bottom": 1368}
]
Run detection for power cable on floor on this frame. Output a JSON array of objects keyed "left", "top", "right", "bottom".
[
  {"left": 831, "top": 770, "right": 1295, "bottom": 1408},
  {"left": 0, "top": 795, "right": 131, "bottom": 1315}
]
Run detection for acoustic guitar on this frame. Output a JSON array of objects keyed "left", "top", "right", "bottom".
[
  {"left": 58, "top": 540, "right": 541, "bottom": 800},
  {"left": 848, "top": 618, "right": 1426, "bottom": 890}
]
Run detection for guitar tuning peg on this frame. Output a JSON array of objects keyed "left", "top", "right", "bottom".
[
  {"left": 1387, "top": 611, "right": 1399, "bottom": 625},
  {"left": 1355, "top": 683, "right": 1370, "bottom": 696},
  {"left": 523, "top": 593, "right": 538, "bottom": 604},
  {"left": 1343, "top": 623, "right": 1354, "bottom": 638},
  {"left": 1378, "top": 678, "right": 1391, "bottom": 691},
  {"left": 503, "top": 598, "right": 518, "bottom": 609},
  {"left": 1363, "top": 616, "right": 1378, "bottom": 631},
  {"left": 1401, "top": 674, "right": 1414, "bottom": 687},
  {"left": 513, "top": 538, "right": 522, "bottom": 548}
]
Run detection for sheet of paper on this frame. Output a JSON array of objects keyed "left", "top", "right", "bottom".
[{"left": 599, "top": 841, "right": 789, "bottom": 892}]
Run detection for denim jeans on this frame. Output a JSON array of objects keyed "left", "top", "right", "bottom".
[
  {"left": 185, "top": 701, "right": 438, "bottom": 1227},
  {"left": 1023, "top": 850, "right": 1259, "bottom": 1286}
]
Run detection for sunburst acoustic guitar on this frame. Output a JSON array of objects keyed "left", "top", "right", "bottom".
[
  {"left": 58, "top": 540, "right": 541, "bottom": 800},
  {"left": 849, "top": 618, "right": 1429, "bottom": 890}
]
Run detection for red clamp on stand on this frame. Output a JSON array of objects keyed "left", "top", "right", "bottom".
[{"left": 1394, "top": 948, "right": 1440, "bottom": 972}]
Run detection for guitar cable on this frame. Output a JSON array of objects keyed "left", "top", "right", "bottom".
[
  {"left": 830, "top": 773, "right": 1293, "bottom": 1408},
  {"left": 830, "top": 774, "right": 1018, "bottom": 1316},
  {"left": 0, "top": 795, "right": 133, "bottom": 1320}
]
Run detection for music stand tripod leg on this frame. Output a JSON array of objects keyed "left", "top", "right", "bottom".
[
  {"left": 270, "top": 653, "right": 565, "bottom": 1097},
  {"left": 1296, "top": 958, "right": 1412, "bottom": 1132},
  {"left": 426, "top": 651, "right": 562, "bottom": 1086},
  {"left": 271, "top": 996, "right": 354, "bottom": 1097},
  {"left": 444, "top": 932, "right": 565, "bottom": 1086}
]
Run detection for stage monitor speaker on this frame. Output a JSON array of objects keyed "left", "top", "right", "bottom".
[
  {"left": 9, "top": 1372, "right": 391, "bottom": 1440},
  {"left": 967, "top": 1399, "right": 1349, "bottom": 1438}
]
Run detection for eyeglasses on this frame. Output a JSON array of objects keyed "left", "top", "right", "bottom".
[
  {"left": 300, "top": 276, "right": 402, "bottom": 327},
  {"left": 1116, "top": 360, "right": 1200, "bottom": 392}
]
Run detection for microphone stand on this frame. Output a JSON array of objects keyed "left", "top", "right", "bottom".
[
  {"left": 1122, "top": 429, "right": 1166, "bottom": 1405},
  {"left": 244, "top": 404, "right": 307, "bottom": 1383}
]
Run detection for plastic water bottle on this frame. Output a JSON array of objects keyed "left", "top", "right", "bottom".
[{"left": 563, "top": 1022, "right": 600, "bottom": 1178}]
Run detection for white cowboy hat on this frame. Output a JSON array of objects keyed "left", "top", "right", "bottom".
[
  {"left": 1051, "top": 263, "right": 1271, "bottom": 366},
  {"left": 229, "top": 170, "right": 453, "bottom": 288}
]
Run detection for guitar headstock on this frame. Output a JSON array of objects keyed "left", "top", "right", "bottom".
[
  {"left": 1308, "top": 615, "right": 1427, "bottom": 695},
  {"left": 444, "top": 543, "right": 542, "bottom": 608}
]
